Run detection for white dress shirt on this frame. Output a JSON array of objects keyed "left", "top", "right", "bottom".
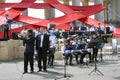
[
  {"left": 40, "top": 34, "right": 44, "bottom": 47},
  {"left": 90, "top": 27, "right": 95, "bottom": 32},
  {"left": 110, "top": 25, "right": 114, "bottom": 32},
  {"left": 70, "top": 26, "right": 74, "bottom": 31},
  {"left": 98, "top": 25, "right": 105, "bottom": 31},
  {"left": 3, "top": 18, "right": 8, "bottom": 24},
  {"left": 79, "top": 27, "right": 81, "bottom": 31},
  {"left": 47, "top": 23, "right": 51, "bottom": 29},
  {"left": 49, "top": 35, "right": 57, "bottom": 48}
]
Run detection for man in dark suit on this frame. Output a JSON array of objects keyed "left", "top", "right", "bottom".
[
  {"left": 36, "top": 28, "right": 49, "bottom": 72},
  {"left": 21, "top": 29, "right": 35, "bottom": 74}
]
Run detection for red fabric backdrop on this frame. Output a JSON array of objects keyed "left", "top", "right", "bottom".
[{"left": 0, "top": 0, "right": 120, "bottom": 38}]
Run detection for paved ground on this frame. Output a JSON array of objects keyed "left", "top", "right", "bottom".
[{"left": 0, "top": 55, "right": 120, "bottom": 80}]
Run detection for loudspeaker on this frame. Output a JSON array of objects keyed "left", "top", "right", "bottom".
[
  {"left": 12, "top": 32, "right": 19, "bottom": 39},
  {"left": 106, "top": 27, "right": 110, "bottom": 34},
  {"left": 0, "top": 38, "right": 9, "bottom": 41}
]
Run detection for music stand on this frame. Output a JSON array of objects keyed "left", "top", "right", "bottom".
[
  {"left": 88, "top": 56, "right": 104, "bottom": 75},
  {"left": 54, "top": 57, "right": 70, "bottom": 80},
  {"left": 54, "top": 45, "right": 75, "bottom": 80},
  {"left": 69, "top": 31, "right": 75, "bottom": 35},
  {"left": 77, "top": 43, "right": 86, "bottom": 50},
  {"left": 88, "top": 43, "right": 104, "bottom": 75},
  {"left": 75, "top": 32, "right": 82, "bottom": 36}
]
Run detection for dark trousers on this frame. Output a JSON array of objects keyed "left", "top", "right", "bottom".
[
  {"left": 73, "top": 52, "right": 82, "bottom": 64},
  {"left": 92, "top": 48, "right": 98, "bottom": 61},
  {"left": 48, "top": 48, "right": 55, "bottom": 66},
  {"left": 80, "top": 51, "right": 91, "bottom": 63},
  {"left": 63, "top": 54, "right": 73, "bottom": 65},
  {"left": 4, "top": 28, "right": 9, "bottom": 38},
  {"left": 74, "top": 54, "right": 79, "bottom": 64},
  {"left": 38, "top": 47, "right": 47, "bottom": 70},
  {"left": 24, "top": 53, "right": 34, "bottom": 72}
]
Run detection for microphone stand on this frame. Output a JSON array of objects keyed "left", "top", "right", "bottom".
[
  {"left": 54, "top": 46, "right": 74, "bottom": 80},
  {"left": 54, "top": 57, "right": 71, "bottom": 80}
]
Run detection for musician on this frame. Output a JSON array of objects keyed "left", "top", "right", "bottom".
[
  {"left": 80, "top": 38, "right": 91, "bottom": 63},
  {"left": 97, "top": 23, "right": 104, "bottom": 34},
  {"left": 80, "top": 24, "right": 87, "bottom": 31},
  {"left": 79, "top": 24, "right": 87, "bottom": 38},
  {"left": 3, "top": 14, "right": 9, "bottom": 38},
  {"left": 72, "top": 38, "right": 80, "bottom": 64},
  {"left": 61, "top": 40, "right": 73, "bottom": 65},
  {"left": 36, "top": 28, "right": 50, "bottom": 72},
  {"left": 48, "top": 32, "right": 57, "bottom": 66},
  {"left": 70, "top": 22, "right": 75, "bottom": 32},
  {"left": 19, "top": 29, "right": 35, "bottom": 74},
  {"left": 90, "top": 25, "right": 96, "bottom": 35},
  {"left": 91, "top": 34, "right": 101, "bottom": 62}
]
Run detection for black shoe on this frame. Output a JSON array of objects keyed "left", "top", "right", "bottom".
[
  {"left": 69, "top": 63, "right": 73, "bottom": 66},
  {"left": 77, "top": 62, "right": 80, "bottom": 64},
  {"left": 48, "top": 62, "right": 50, "bottom": 66},
  {"left": 80, "top": 61, "right": 84, "bottom": 64},
  {"left": 37, "top": 70, "right": 42, "bottom": 72},
  {"left": 49, "top": 63, "right": 52, "bottom": 66},
  {"left": 23, "top": 71, "right": 27, "bottom": 74},
  {"left": 91, "top": 60, "right": 94, "bottom": 62},
  {"left": 43, "top": 69, "right": 47, "bottom": 72},
  {"left": 30, "top": 71, "right": 34, "bottom": 73},
  {"left": 65, "top": 62, "right": 68, "bottom": 65},
  {"left": 51, "top": 63, "right": 53, "bottom": 66},
  {"left": 89, "top": 61, "right": 92, "bottom": 63}
]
